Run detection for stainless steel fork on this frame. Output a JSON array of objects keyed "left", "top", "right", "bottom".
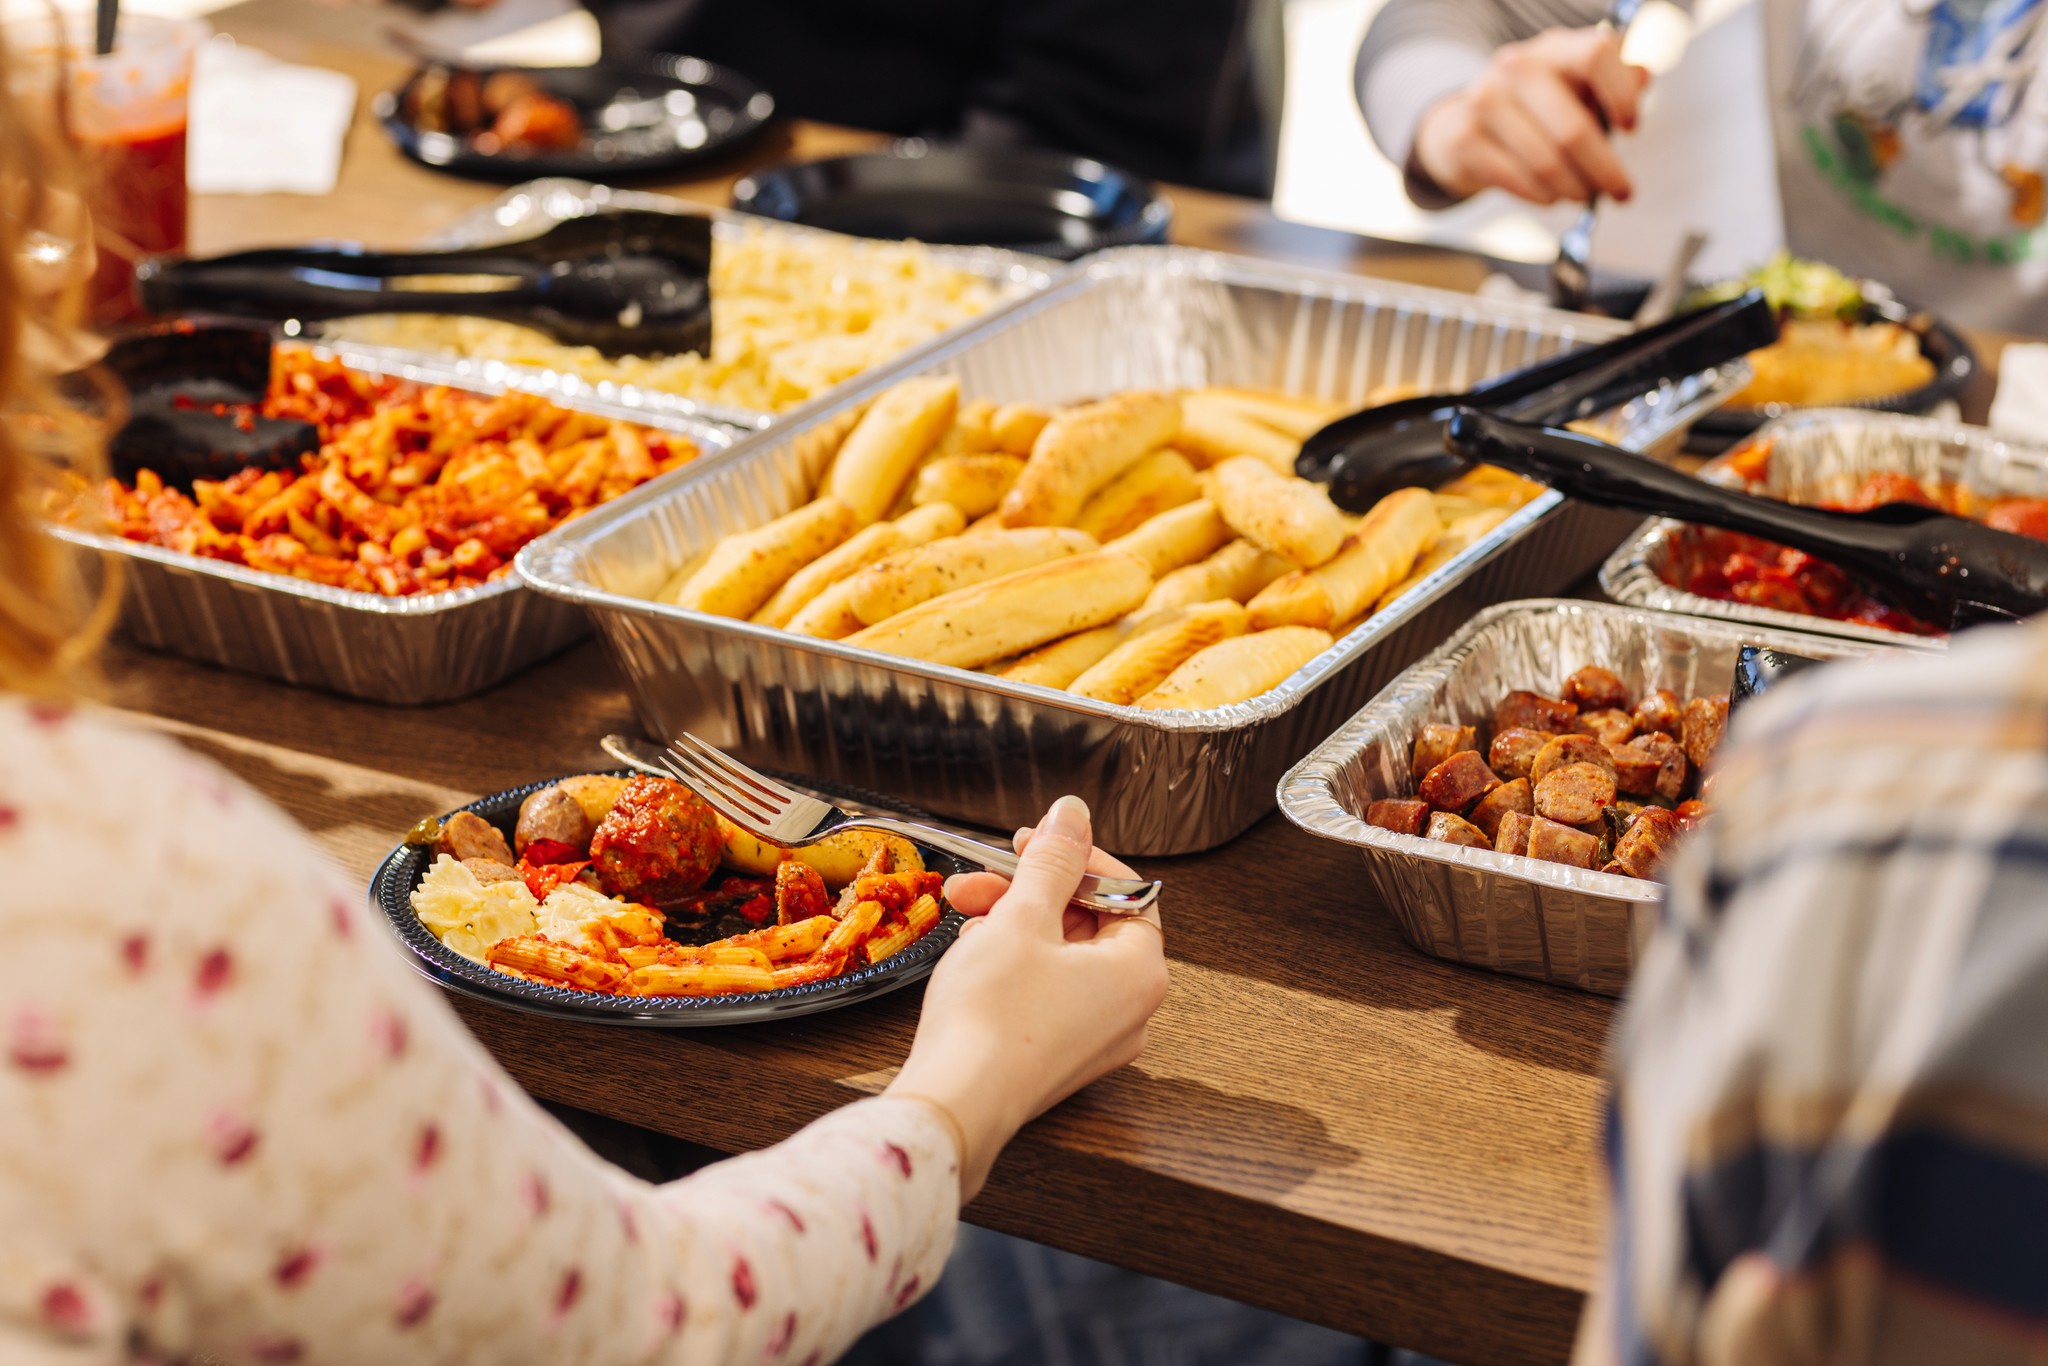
[{"left": 657, "top": 732, "right": 1163, "bottom": 916}]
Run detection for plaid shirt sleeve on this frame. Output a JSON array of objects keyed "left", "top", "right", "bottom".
[{"left": 1600, "top": 619, "right": 2048, "bottom": 1366}]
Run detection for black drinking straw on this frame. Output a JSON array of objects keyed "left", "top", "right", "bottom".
[{"left": 94, "top": 0, "right": 117, "bottom": 56}]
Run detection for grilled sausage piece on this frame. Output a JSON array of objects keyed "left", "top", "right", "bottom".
[
  {"left": 462, "top": 857, "right": 524, "bottom": 886},
  {"left": 436, "top": 810, "right": 515, "bottom": 865},
  {"left": 1530, "top": 733, "right": 1617, "bottom": 786},
  {"left": 1366, "top": 797, "right": 1431, "bottom": 836},
  {"left": 1525, "top": 815, "right": 1601, "bottom": 869},
  {"left": 1562, "top": 664, "right": 1629, "bottom": 711},
  {"left": 1605, "top": 806, "right": 1681, "bottom": 878},
  {"left": 1534, "top": 761, "right": 1617, "bottom": 825},
  {"left": 515, "top": 785, "right": 596, "bottom": 858},
  {"left": 1494, "top": 689, "right": 1579, "bottom": 735},
  {"left": 1494, "top": 809, "right": 1535, "bottom": 856},
  {"left": 1418, "top": 751, "right": 1502, "bottom": 813},
  {"left": 1426, "top": 811, "right": 1493, "bottom": 849},
  {"left": 1574, "top": 708, "right": 1636, "bottom": 748},
  {"left": 1633, "top": 688, "right": 1682, "bottom": 736},
  {"left": 1488, "top": 727, "right": 1553, "bottom": 782},
  {"left": 1609, "top": 742, "right": 1662, "bottom": 797},
  {"left": 1467, "top": 776, "right": 1533, "bottom": 841},
  {"left": 1411, "top": 722, "right": 1480, "bottom": 780},
  {"left": 1681, "top": 696, "right": 1730, "bottom": 770},
  {"left": 1623, "top": 730, "right": 1689, "bottom": 802},
  {"left": 1674, "top": 798, "right": 1710, "bottom": 832}
]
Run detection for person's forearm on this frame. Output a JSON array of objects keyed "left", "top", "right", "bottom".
[{"left": 1354, "top": 0, "right": 1609, "bottom": 196}]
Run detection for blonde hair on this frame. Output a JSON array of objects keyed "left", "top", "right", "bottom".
[{"left": 0, "top": 18, "right": 118, "bottom": 698}]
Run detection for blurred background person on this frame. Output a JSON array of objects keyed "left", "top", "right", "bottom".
[{"left": 1356, "top": 0, "right": 2048, "bottom": 330}]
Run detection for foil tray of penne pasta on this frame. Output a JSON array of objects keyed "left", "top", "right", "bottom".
[
  {"left": 47, "top": 340, "right": 735, "bottom": 704},
  {"left": 1276, "top": 599, "right": 1917, "bottom": 994},
  {"left": 516, "top": 246, "right": 1746, "bottom": 855}
]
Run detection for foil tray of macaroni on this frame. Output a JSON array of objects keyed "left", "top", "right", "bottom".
[
  {"left": 516, "top": 246, "right": 1745, "bottom": 855},
  {"left": 311, "top": 178, "right": 1062, "bottom": 433},
  {"left": 1276, "top": 598, "right": 1923, "bottom": 994},
  {"left": 1601, "top": 408, "right": 2048, "bottom": 646},
  {"left": 51, "top": 342, "right": 736, "bottom": 706}
]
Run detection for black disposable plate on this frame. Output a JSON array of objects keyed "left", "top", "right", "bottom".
[
  {"left": 368, "top": 770, "right": 966, "bottom": 1027},
  {"left": 731, "top": 142, "right": 1173, "bottom": 260},
  {"left": 374, "top": 55, "right": 775, "bottom": 182}
]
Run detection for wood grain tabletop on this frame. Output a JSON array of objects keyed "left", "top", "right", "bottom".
[{"left": 103, "top": 7, "right": 2013, "bottom": 1361}]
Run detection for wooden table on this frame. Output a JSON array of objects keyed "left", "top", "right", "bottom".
[{"left": 107, "top": 9, "right": 2006, "bottom": 1363}]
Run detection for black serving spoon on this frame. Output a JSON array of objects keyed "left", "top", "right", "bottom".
[
  {"left": 1446, "top": 408, "right": 2048, "bottom": 627},
  {"left": 134, "top": 210, "right": 714, "bottom": 358},
  {"left": 1302, "top": 292, "right": 1778, "bottom": 512}
]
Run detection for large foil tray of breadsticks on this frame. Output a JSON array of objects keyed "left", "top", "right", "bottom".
[
  {"left": 1277, "top": 599, "right": 1921, "bottom": 993},
  {"left": 515, "top": 246, "right": 1742, "bottom": 855}
]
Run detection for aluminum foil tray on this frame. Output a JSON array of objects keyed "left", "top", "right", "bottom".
[
  {"left": 52, "top": 342, "right": 735, "bottom": 706},
  {"left": 517, "top": 246, "right": 1744, "bottom": 855},
  {"left": 1277, "top": 598, "right": 1921, "bottom": 994},
  {"left": 313, "top": 178, "right": 1063, "bottom": 433},
  {"left": 1602, "top": 408, "right": 2048, "bottom": 645}
]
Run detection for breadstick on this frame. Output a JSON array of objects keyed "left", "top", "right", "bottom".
[
  {"left": 1136, "top": 626, "right": 1335, "bottom": 711},
  {"left": 666, "top": 497, "right": 861, "bottom": 620},
  {"left": 1104, "top": 499, "right": 1233, "bottom": 577},
  {"left": 823, "top": 376, "right": 959, "bottom": 522},
  {"left": 1246, "top": 487, "right": 1439, "bottom": 630},
  {"left": 999, "top": 391, "right": 1181, "bottom": 527},
  {"left": 845, "top": 527, "right": 1097, "bottom": 626},
  {"left": 1137, "top": 538, "right": 1294, "bottom": 620},
  {"left": 1207, "top": 456, "right": 1353, "bottom": 568},
  {"left": 1172, "top": 392, "right": 1301, "bottom": 472},
  {"left": 846, "top": 551, "right": 1154, "bottom": 670},
  {"left": 753, "top": 502, "right": 965, "bottom": 628},
  {"left": 1069, "top": 600, "right": 1249, "bottom": 705},
  {"left": 1073, "top": 449, "right": 1201, "bottom": 541}
]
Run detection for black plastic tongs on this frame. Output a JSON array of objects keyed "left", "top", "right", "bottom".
[
  {"left": 1299, "top": 291, "right": 1779, "bottom": 513},
  {"left": 1448, "top": 408, "right": 2048, "bottom": 627},
  {"left": 134, "top": 210, "right": 714, "bottom": 358}
]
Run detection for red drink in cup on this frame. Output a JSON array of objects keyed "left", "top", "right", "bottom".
[{"left": 10, "top": 12, "right": 206, "bottom": 325}]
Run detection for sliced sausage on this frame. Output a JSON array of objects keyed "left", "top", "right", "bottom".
[
  {"left": 1562, "top": 665, "right": 1629, "bottom": 711},
  {"left": 1366, "top": 797, "right": 1431, "bottom": 837},
  {"left": 1674, "top": 798, "right": 1710, "bottom": 833},
  {"left": 1495, "top": 689, "right": 1579, "bottom": 735},
  {"left": 1606, "top": 807, "right": 1681, "bottom": 879},
  {"left": 1411, "top": 722, "right": 1479, "bottom": 780},
  {"left": 1526, "top": 816, "right": 1601, "bottom": 869},
  {"left": 1609, "top": 742, "right": 1662, "bottom": 797},
  {"left": 1466, "top": 777, "right": 1534, "bottom": 841},
  {"left": 515, "top": 785, "right": 596, "bottom": 858},
  {"left": 1623, "top": 730, "right": 1689, "bottom": 802},
  {"left": 1488, "top": 727, "right": 1554, "bottom": 782},
  {"left": 1418, "top": 751, "right": 1502, "bottom": 813},
  {"left": 1494, "top": 810, "right": 1535, "bottom": 856},
  {"left": 1574, "top": 708, "right": 1635, "bottom": 748},
  {"left": 1530, "top": 733, "right": 1617, "bottom": 786},
  {"left": 435, "top": 810, "right": 515, "bottom": 865},
  {"left": 1534, "top": 761, "right": 1617, "bottom": 825},
  {"left": 1681, "top": 695, "right": 1730, "bottom": 770},
  {"left": 1633, "top": 688, "right": 1682, "bottom": 737},
  {"left": 462, "top": 857, "right": 524, "bottom": 886},
  {"left": 1426, "top": 811, "right": 1493, "bottom": 849}
]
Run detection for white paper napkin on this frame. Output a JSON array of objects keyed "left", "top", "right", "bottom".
[
  {"left": 1989, "top": 343, "right": 2048, "bottom": 441},
  {"left": 188, "top": 37, "right": 356, "bottom": 196}
]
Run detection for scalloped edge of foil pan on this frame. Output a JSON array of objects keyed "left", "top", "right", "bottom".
[
  {"left": 308, "top": 178, "right": 1066, "bottom": 433},
  {"left": 1601, "top": 407, "right": 2048, "bottom": 647},
  {"left": 1275, "top": 597, "right": 1928, "bottom": 993},
  {"left": 518, "top": 277, "right": 1747, "bottom": 736},
  {"left": 54, "top": 341, "right": 737, "bottom": 703}
]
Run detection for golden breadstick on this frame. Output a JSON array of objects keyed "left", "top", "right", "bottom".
[
  {"left": 1200, "top": 388, "right": 1345, "bottom": 440},
  {"left": 823, "top": 376, "right": 959, "bottom": 522},
  {"left": 845, "top": 526, "right": 1097, "bottom": 626},
  {"left": 1137, "top": 538, "right": 1294, "bottom": 620},
  {"left": 989, "top": 402, "right": 1051, "bottom": 456},
  {"left": 1104, "top": 498, "right": 1233, "bottom": 577},
  {"left": 1207, "top": 456, "right": 1353, "bottom": 568},
  {"left": 753, "top": 502, "right": 965, "bottom": 627},
  {"left": 1172, "top": 392, "right": 1301, "bottom": 472},
  {"left": 845, "top": 550, "right": 1153, "bottom": 670},
  {"left": 999, "top": 391, "right": 1181, "bottom": 528},
  {"left": 1069, "top": 600, "right": 1249, "bottom": 705},
  {"left": 1437, "top": 464, "right": 1547, "bottom": 509},
  {"left": 910, "top": 453, "right": 1027, "bottom": 519},
  {"left": 785, "top": 579, "right": 866, "bottom": 638},
  {"left": 1374, "top": 507, "right": 1510, "bottom": 611},
  {"left": 1073, "top": 449, "right": 1201, "bottom": 541},
  {"left": 1247, "top": 487, "right": 1439, "bottom": 630},
  {"left": 667, "top": 497, "right": 860, "bottom": 619},
  {"left": 996, "top": 622, "right": 1131, "bottom": 689},
  {"left": 1137, "top": 626, "right": 1334, "bottom": 710}
]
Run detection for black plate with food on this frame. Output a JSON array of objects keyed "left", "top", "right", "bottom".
[
  {"left": 730, "top": 142, "right": 1172, "bottom": 259},
  {"left": 374, "top": 55, "right": 775, "bottom": 182},
  {"left": 370, "top": 769, "right": 965, "bottom": 1026}
]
